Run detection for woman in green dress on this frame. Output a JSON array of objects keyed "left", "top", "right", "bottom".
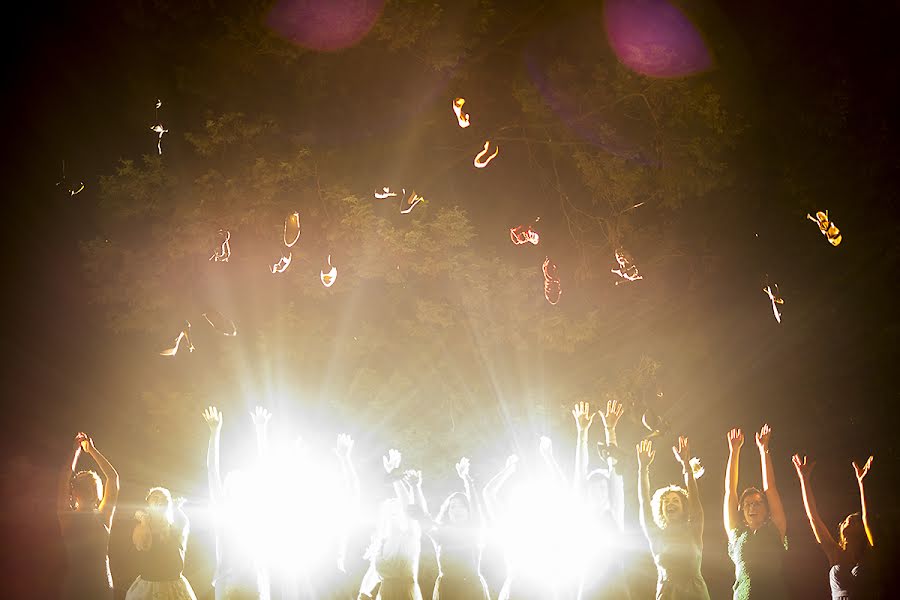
[
  {"left": 637, "top": 437, "right": 710, "bottom": 600},
  {"left": 723, "top": 425, "right": 788, "bottom": 600}
]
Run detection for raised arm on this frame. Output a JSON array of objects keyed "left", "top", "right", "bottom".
[
  {"left": 539, "top": 436, "right": 567, "bottom": 488},
  {"left": 572, "top": 401, "right": 596, "bottom": 493},
  {"left": 202, "top": 407, "right": 225, "bottom": 504},
  {"left": 853, "top": 456, "right": 874, "bottom": 547},
  {"left": 483, "top": 454, "right": 517, "bottom": 522},
  {"left": 724, "top": 428, "right": 743, "bottom": 533},
  {"left": 600, "top": 400, "right": 626, "bottom": 528},
  {"left": 636, "top": 439, "right": 657, "bottom": 544},
  {"left": 756, "top": 424, "right": 786, "bottom": 538},
  {"left": 383, "top": 449, "right": 410, "bottom": 504},
  {"left": 673, "top": 436, "right": 703, "bottom": 539},
  {"left": 335, "top": 434, "right": 360, "bottom": 514},
  {"left": 792, "top": 454, "right": 840, "bottom": 564},
  {"left": 404, "top": 469, "right": 431, "bottom": 521},
  {"left": 57, "top": 433, "right": 85, "bottom": 515},
  {"left": 455, "top": 457, "right": 486, "bottom": 526},
  {"left": 250, "top": 406, "right": 272, "bottom": 460},
  {"left": 82, "top": 435, "right": 120, "bottom": 529},
  {"left": 599, "top": 400, "right": 624, "bottom": 470}
]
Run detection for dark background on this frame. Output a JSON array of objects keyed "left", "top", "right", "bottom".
[{"left": 2, "top": 1, "right": 898, "bottom": 598}]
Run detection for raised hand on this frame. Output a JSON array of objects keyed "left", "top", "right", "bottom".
[
  {"left": 505, "top": 454, "right": 519, "bottom": 472},
  {"left": 637, "top": 439, "right": 656, "bottom": 469},
  {"left": 383, "top": 449, "right": 402, "bottom": 474},
  {"left": 672, "top": 435, "right": 690, "bottom": 467},
  {"left": 203, "top": 406, "right": 222, "bottom": 433},
  {"left": 334, "top": 433, "right": 354, "bottom": 459},
  {"left": 403, "top": 469, "right": 422, "bottom": 487},
  {"left": 539, "top": 436, "right": 554, "bottom": 460},
  {"left": 727, "top": 428, "right": 744, "bottom": 452},
  {"left": 599, "top": 399, "right": 625, "bottom": 430},
  {"left": 250, "top": 406, "right": 272, "bottom": 427},
  {"left": 75, "top": 432, "right": 91, "bottom": 453},
  {"left": 853, "top": 455, "right": 873, "bottom": 482},
  {"left": 755, "top": 423, "right": 773, "bottom": 452},
  {"left": 572, "top": 401, "right": 596, "bottom": 432},
  {"left": 456, "top": 457, "right": 471, "bottom": 480},
  {"left": 792, "top": 454, "right": 814, "bottom": 479}
]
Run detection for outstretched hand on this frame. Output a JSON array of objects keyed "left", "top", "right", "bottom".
[
  {"left": 599, "top": 399, "right": 624, "bottom": 430},
  {"left": 334, "top": 434, "right": 354, "bottom": 459},
  {"left": 505, "top": 454, "right": 519, "bottom": 472},
  {"left": 853, "top": 455, "right": 873, "bottom": 482},
  {"left": 403, "top": 469, "right": 422, "bottom": 488},
  {"left": 572, "top": 401, "right": 596, "bottom": 433},
  {"left": 456, "top": 457, "right": 471, "bottom": 480},
  {"left": 727, "top": 428, "right": 744, "bottom": 452},
  {"left": 74, "top": 432, "right": 92, "bottom": 453},
  {"left": 539, "top": 436, "right": 554, "bottom": 460},
  {"left": 383, "top": 449, "right": 402, "bottom": 474},
  {"left": 672, "top": 435, "right": 690, "bottom": 468},
  {"left": 755, "top": 423, "right": 773, "bottom": 452},
  {"left": 637, "top": 439, "right": 655, "bottom": 469},
  {"left": 202, "top": 407, "right": 222, "bottom": 433},
  {"left": 792, "top": 454, "right": 814, "bottom": 480},
  {"left": 250, "top": 406, "right": 272, "bottom": 427}
]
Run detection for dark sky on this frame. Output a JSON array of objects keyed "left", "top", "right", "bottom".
[{"left": 3, "top": 1, "right": 899, "bottom": 598}]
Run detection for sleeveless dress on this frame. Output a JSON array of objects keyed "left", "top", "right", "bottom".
[
  {"left": 646, "top": 521, "right": 710, "bottom": 600},
  {"left": 429, "top": 526, "right": 490, "bottom": 600},
  {"left": 579, "top": 466, "right": 630, "bottom": 600},
  {"left": 125, "top": 513, "right": 198, "bottom": 600},
  {"left": 830, "top": 562, "right": 861, "bottom": 599},
  {"left": 727, "top": 521, "right": 788, "bottom": 600},
  {"left": 59, "top": 510, "right": 114, "bottom": 600},
  {"left": 373, "top": 527, "right": 423, "bottom": 600}
]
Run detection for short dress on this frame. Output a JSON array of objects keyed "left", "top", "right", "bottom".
[
  {"left": 59, "top": 510, "right": 114, "bottom": 600},
  {"left": 727, "top": 521, "right": 788, "bottom": 600},
  {"left": 646, "top": 521, "right": 711, "bottom": 600},
  {"left": 125, "top": 514, "right": 198, "bottom": 600},
  {"left": 429, "top": 526, "right": 490, "bottom": 600},
  {"left": 373, "top": 530, "right": 423, "bottom": 600}
]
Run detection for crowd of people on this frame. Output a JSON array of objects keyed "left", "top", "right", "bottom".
[{"left": 58, "top": 401, "right": 876, "bottom": 600}]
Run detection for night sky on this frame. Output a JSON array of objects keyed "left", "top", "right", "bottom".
[{"left": 3, "top": 1, "right": 899, "bottom": 598}]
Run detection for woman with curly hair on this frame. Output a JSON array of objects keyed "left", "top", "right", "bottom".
[
  {"left": 723, "top": 426, "right": 788, "bottom": 600},
  {"left": 793, "top": 454, "right": 875, "bottom": 599},
  {"left": 57, "top": 432, "right": 119, "bottom": 600},
  {"left": 636, "top": 437, "right": 710, "bottom": 600},
  {"left": 124, "top": 486, "right": 198, "bottom": 600}
]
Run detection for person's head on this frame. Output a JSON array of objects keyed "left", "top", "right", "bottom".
[
  {"left": 838, "top": 512, "right": 866, "bottom": 554},
  {"left": 146, "top": 486, "right": 174, "bottom": 524},
  {"left": 586, "top": 472, "right": 611, "bottom": 514},
  {"left": 651, "top": 485, "right": 688, "bottom": 529},
  {"left": 436, "top": 492, "right": 470, "bottom": 525},
  {"left": 71, "top": 470, "right": 102, "bottom": 511},
  {"left": 739, "top": 487, "right": 770, "bottom": 529}
]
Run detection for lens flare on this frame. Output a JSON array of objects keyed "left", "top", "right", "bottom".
[{"left": 266, "top": 0, "right": 385, "bottom": 52}]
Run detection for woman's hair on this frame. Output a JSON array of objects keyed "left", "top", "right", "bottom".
[
  {"left": 71, "top": 470, "right": 102, "bottom": 509},
  {"left": 146, "top": 486, "right": 175, "bottom": 538},
  {"left": 435, "top": 492, "right": 470, "bottom": 525},
  {"left": 650, "top": 485, "right": 688, "bottom": 529},
  {"left": 738, "top": 486, "right": 770, "bottom": 524},
  {"left": 838, "top": 512, "right": 863, "bottom": 551}
]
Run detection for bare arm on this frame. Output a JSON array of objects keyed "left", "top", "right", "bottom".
[
  {"left": 673, "top": 436, "right": 703, "bottom": 540},
  {"left": 756, "top": 424, "right": 787, "bottom": 539},
  {"left": 636, "top": 440, "right": 657, "bottom": 545},
  {"left": 793, "top": 454, "right": 840, "bottom": 564},
  {"left": 854, "top": 456, "right": 875, "bottom": 547},
  {"left": 132, "top": 513, "right": 153, "bottom": 551},
  {"left": 483, "top": 455, "right": 517, "bottom": 522},
  {"left": 57, "top": 434, "right": 84, "bottom": 515},
  {"left": 539, "top": 436, "right": 567, "bottom": 488},
  {"left": 83, "top": 438, "right": 120, "bottom": 529},
  {"left": 724, "top": 428, "right": 743, "bottom": 533},
  {"left": 572, "top": 402, "right": 596, "bottom": 494},
  {"left": 251, "top": 406, "right": 271, "bottom": 460},
  {"left": 335, "top": 434, "right": 360, "bottom": 514},
  {"left": 203, "top": 407, "right": 225, "bottom": 504}
]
